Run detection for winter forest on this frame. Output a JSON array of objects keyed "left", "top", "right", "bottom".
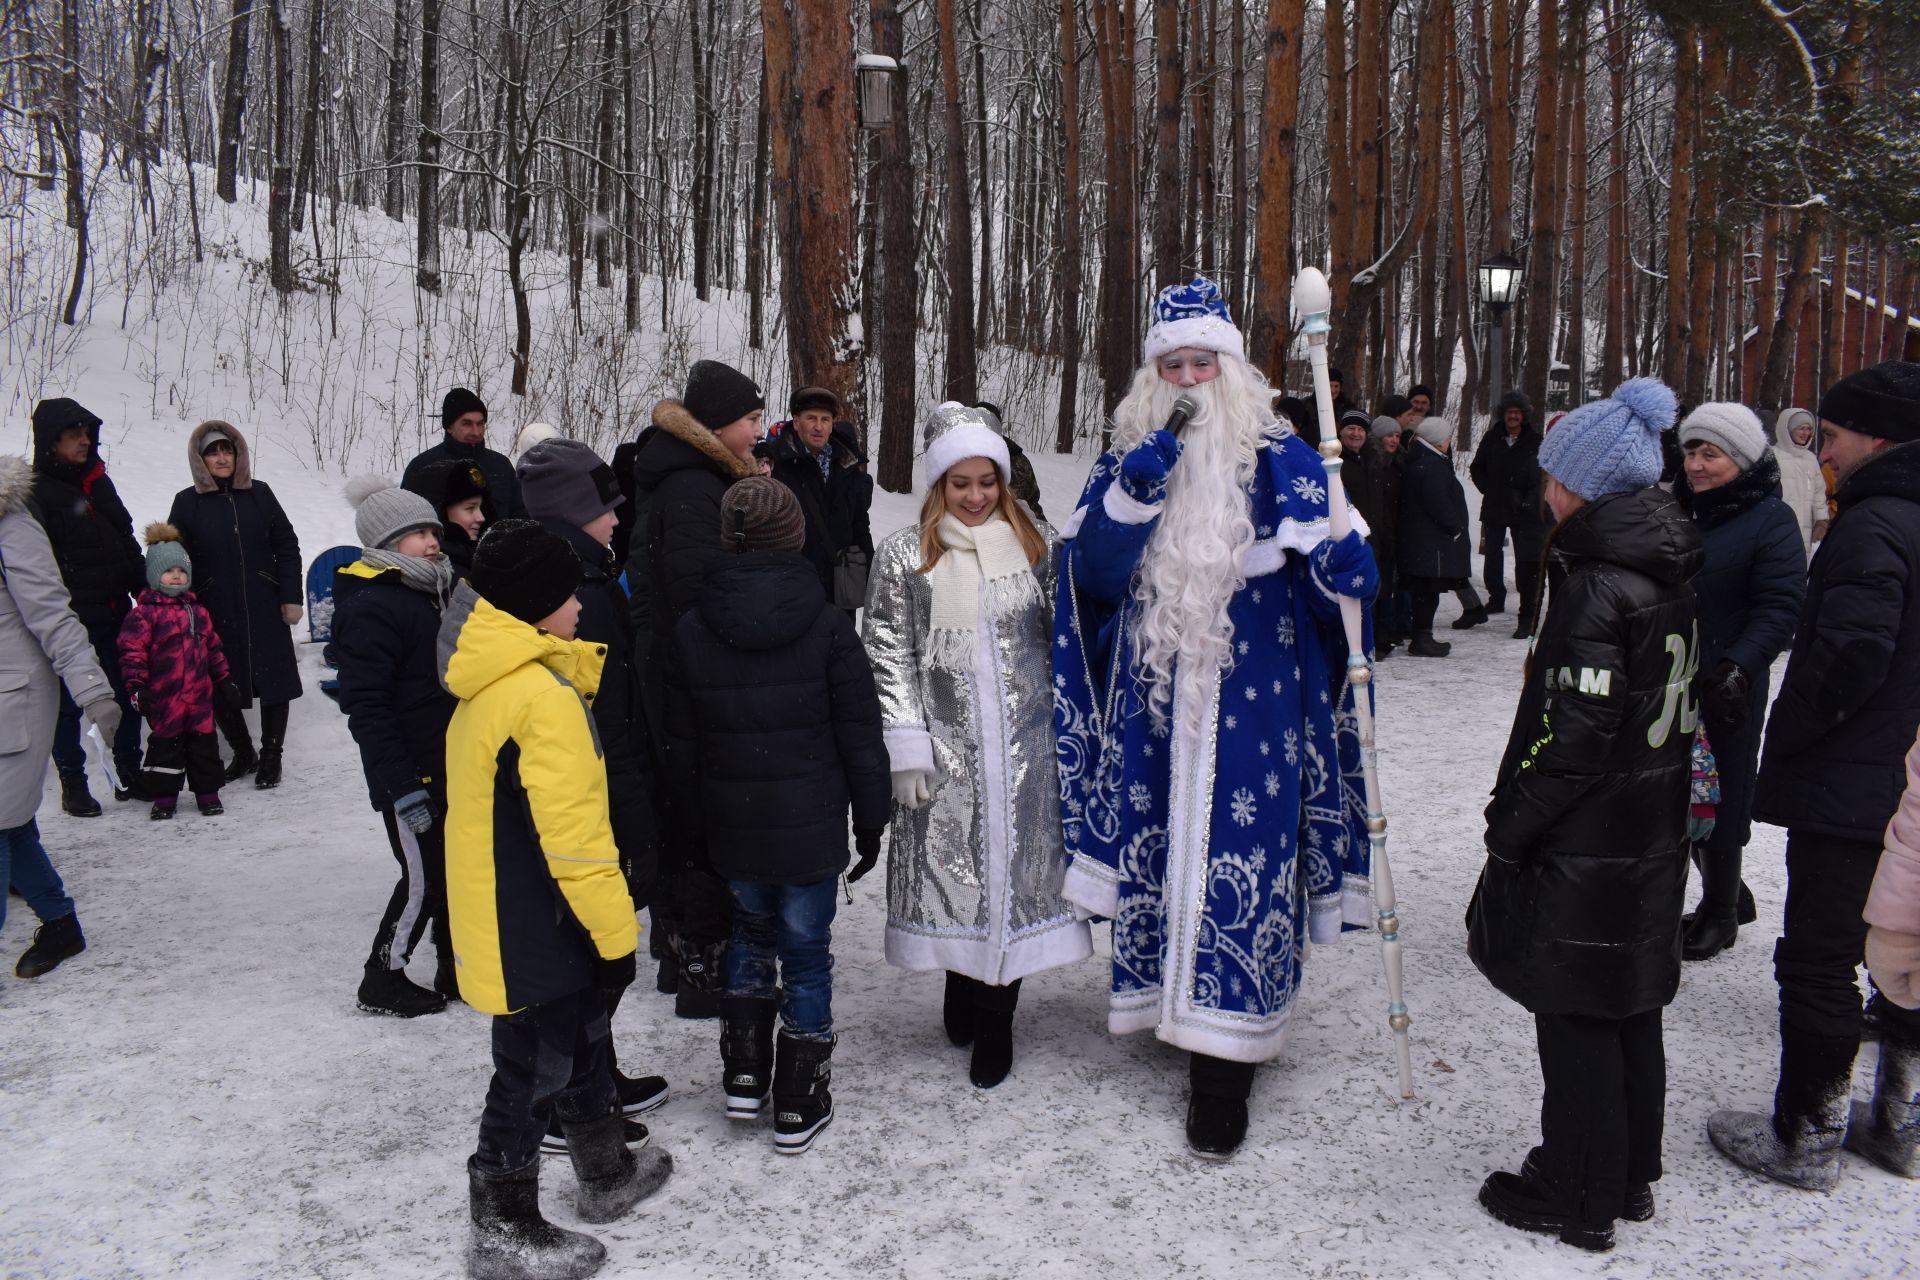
[{"left": 4, "top": 0, "right": 1919, "bottom": 476}]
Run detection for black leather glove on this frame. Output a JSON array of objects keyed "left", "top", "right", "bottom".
[
  {"left": 597, "top": 949, "right": 637, "bottom": 995},
  {"left": 215, "top": 680, "right": 243, "bottom": 713},
  {"left": 848, "top": 827, "right": 883, "bottom": 884},
  {"left": 1702, "top": 661, "right": 1751, "bottom": 731}
]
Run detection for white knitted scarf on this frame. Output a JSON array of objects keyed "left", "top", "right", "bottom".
[{"left": 925, "top": 512, "right": 1040, "bottom": 671}]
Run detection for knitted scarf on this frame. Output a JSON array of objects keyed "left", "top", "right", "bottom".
[
  {"left": 925, "top": 512, "right": 1039, "bottom": 671},
  {"left": 361, "top": 547, "right": 456, "bottom": 607}
]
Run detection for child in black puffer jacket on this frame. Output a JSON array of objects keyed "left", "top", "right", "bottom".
[
  {"left": 1469, "top": 378, "right": 1704, "bottom": 1253},
  {"left": 663, "top": 477, "right": 890, "bottom": 1156}
]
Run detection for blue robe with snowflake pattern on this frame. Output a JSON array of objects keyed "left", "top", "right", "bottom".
[{"left": 1053, "top": 432, "right": 1375, "bottom": 1063}]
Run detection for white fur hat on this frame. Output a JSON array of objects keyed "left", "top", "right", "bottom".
[
  {"left": 513, "top": 422, "right": 562, "bottom": 457},
  {"left": 922, "top": 402, "right": 1010, "bottom": 487},
  {"left": 1679, "top": 402, "right": 1769, "bottom": 473}
]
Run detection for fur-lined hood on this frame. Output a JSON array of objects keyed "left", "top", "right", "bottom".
[
  {"left": 0, "top": 455, "right": 32, "bottom": 519},
  {"left": 187, "top": 419, "right": 253, "bottom": 492},
  {"left": 632, "top": 399, "right": 759, "bottom": 491}
]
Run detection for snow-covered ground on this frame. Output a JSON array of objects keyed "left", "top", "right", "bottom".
[{"left": 2, "top": 432, "right": 1914, "bottom": 1280}]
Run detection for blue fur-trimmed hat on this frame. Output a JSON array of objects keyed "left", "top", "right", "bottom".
[{"left": 1144, "top": 276, "right": 1246, "bottom": 363}]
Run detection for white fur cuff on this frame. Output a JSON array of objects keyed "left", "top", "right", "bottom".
[
  {"left": 1142, "top": 314, "right": 1247, "bottom": 363},
  {"left": 883, "top": 724, "right": 935, "bottom": 775},
  {"left": 1101, "top": 483, "right": 1163, "bottom": 526}
]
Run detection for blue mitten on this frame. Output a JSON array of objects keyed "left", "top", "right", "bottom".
[
  {"left": 1311, "top": 530, "right": 1379, "bottom": 602},
  {"left": 1118, "top": 430, "right": 1184, "bottom": 503}
]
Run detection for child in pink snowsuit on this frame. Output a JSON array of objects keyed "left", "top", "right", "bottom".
[{"left": 118, "top": 524, "right": 235, "bottom": 819}]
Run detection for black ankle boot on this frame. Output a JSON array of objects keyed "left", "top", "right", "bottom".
[
  {"left": 15, "top": 912, "right": 85, "bottom": 978},
  {"left": 1683, "top": 911, "right": 1739, "bottom": 961},
  {"left": 253, "top": 746, "right": 283, "bottom": 790},
  {"left": 1187, "top": 1053, "right": 1254, "bottom": 1159},
  {"left": 59, "top": 772, "right": 101, "bottom": 818},
  {"left": 968, "top": 978, "right": 1021, "bottom": 1088},
  {"left": 1408, "top": 632, "right": 1452, "bottom": 657}
]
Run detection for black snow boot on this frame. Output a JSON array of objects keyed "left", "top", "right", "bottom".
[
  {"left": 1520, "top": 1145, "right": 1655, "bottom": 1222},
  {"left": 1708, "top": 1030, "right": 1857, "bottom": 1191},
  {"left": 968, "top": 979, "right": 1022, "bottom": 1089},
  {"left": 674, "top": 939, "right": 726, "bottom": 1019},
  {"left": 943, "top": 971, "right": 977, "bottom": 1047},
  {"left": 614, "top": 1070, "right": 669, "bottom": 1118},
  {"left": 1845, "top": 1029, "right": 1919, "bottom": 1178},
  {"left": 465, "top": 1154, "right": 606, "bottom": 1280},
  {"left": 1477, "top": 1168, "right": 1614, "bottom": 1252},
  {"left": 1186, "top": 1053, "right": 1254, "bottom": 1160},
  {"left": 14, "top": 912, "right": 85, "bottom": 978},
  {"left": 253, "top": 746, "right": 283, "bottom": 790},
  {"left": 1407, "top": 632, "right": 1452, "bottom": 658},
  {"left": 720, "top": 994, "right": 778, "bottom": 1119},
  {"left": 771, "top": 1031, "right": 836, "bottom": 1155},
  {"left": 356, "top": 962, "right": 449, "bottom": 1018},
  {"left": 59, "top": 771, "right": 101, "bottom": 818},
  {"left": 218, "top": 702, "right": 258, "bottom": 782},
  {"left": 561, "top": 1110, "right": 673, "bottom": 1224},
  {"left": 1683, "top": 845, "right": 1743, "bottom": 961},
  {"left": 651, "top": 924, "right": 677, "bottom": 995}
]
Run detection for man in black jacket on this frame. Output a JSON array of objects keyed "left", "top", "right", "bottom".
[
  {"left": 519, "top": 439, "right": 672, "bottom": 1125},
  {"left": 401, "top": 388, "right": 527, "bottom": 521},
  {"left": 768, "top": 387, "right": 875, "bottom": 615},
  {"left": 29, "top": 398, "right": 146, "bottom": 813},
  {"left": 1712, "top": 361, "right": 1920, "bottom": 1191},
  {"left": 1470, "top": 392, "right": 1546, "bottom": 633}
]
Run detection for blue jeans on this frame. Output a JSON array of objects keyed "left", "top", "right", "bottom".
[
  {"left": 52, "top": 621, "right": 144, "bottom": 779},
  {"left": 2, "top": 820, "right": 75, "bottom": 933},
  {"left": 728, "top": 877, "right": 838, "bottom": 1039}
]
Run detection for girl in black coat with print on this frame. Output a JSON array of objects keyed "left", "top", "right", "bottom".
[
  {"left": 1469, "top": 379, "right": 1703, "bottom": 1253},
  {"left": 1672, "top": 404, "right": 1806, "bottom": 960},
  {"left": 166, "top": 421, "right": 303, "bottom": 789}
]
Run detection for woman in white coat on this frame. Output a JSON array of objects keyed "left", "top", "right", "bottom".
[
  {"left": 0, "top": 454, "right": 120, "bottom": 978},
  {"left": 862, "top": 404, "right": 1092, "bottom": 1089},
  {"left": 1772, "top": 407, "right": 1830, "bottom": 555}
]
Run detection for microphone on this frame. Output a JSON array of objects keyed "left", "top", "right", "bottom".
[{"left": 1165, "top": 393, "right": 1200, "bottom": 437}]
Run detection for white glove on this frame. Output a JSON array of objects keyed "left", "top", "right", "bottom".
[{"left": 891, "top": 769, "right": 933, "bottom": 810}]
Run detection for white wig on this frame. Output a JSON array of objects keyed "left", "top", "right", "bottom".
[{"left": 1112, "top": 351, "right": 1283, "bottom": 738}]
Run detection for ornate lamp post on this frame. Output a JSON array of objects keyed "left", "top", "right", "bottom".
[{"left": 1478, "top": 251, "right": 1524, "bottom": 408}]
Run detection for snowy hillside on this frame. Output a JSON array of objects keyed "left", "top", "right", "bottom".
[{"left": 3, "top": 157, "right": 1915, "bottom": 1280}]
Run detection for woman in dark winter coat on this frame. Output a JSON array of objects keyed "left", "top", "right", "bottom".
[
  {"left": 1339, "top": 414, "right": 1396, "bottom": 653},
  {"left": 666, "top": 478, "right": 890, "bottom": 1152},
  {"left": 1469, "top": 378, "right": 1702, "bottom": 1253},
  {"left": 30, "top": 397, "right": 146, "bottom": 812},
  {"left": 623, "top": 360, "right": 761, "bottom": 1012},
  {"left": 166, "top": 420, "right": 303, "bottom": 789},
  {"left": 402, "top": 456, "right": 494, "bottom": 573},
  {"left": 1395, "top": 416, "right": 1473, "bottom": 656},
  {"left": 1672, "top": 404, "right": 1806, "bottom": 960}
]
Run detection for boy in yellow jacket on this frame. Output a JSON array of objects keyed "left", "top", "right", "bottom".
[{"left": 440, "top": 519, "right": 669, "bottom": 1280}]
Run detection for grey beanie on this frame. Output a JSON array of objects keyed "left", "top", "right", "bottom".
[
  {"left": 1679, "top": 402, "right": 1769, "bottom": 473},
  {"left": 517, "top": 439, "right": 624, "bottom": 527},
  {"left": 198, "top": 426, "right": 234, "bottom": 454},
  {"left": 1415, "top": 416, "right": 1452, "bottom": 448},
  {"left": 347, "top": 475, "right": 443, "bottom": 550},
  {"left": 1370, "top": 414, "right": 1402, "bottom": 440}
]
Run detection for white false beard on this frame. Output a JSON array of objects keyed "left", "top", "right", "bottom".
[{"left": 1115, "top": 365, "right": 1276, "bottom": 740}]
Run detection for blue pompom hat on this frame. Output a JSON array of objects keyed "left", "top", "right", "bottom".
[
  {"left": 1143, "top": 276, "right": 1246, "bottom": 364},
  {"left": 1536, "top": 376, "right": 1678, "bottom": 502}
]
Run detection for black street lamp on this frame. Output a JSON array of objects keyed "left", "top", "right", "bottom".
[
  {"left": 857, "top": 55, "right": 905, "bottom": 131},
  {"left": 1478, "top": 251, "right": 1524, "bottom": 409}
]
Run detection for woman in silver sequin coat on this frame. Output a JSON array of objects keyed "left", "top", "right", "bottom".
[{"left": 862, "top": 404, "right": 1093, "bottom": 1088}]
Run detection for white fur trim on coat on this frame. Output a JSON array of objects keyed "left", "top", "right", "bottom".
[
  {"left": 1101, "top": 483, "right": 1163, "bottom": 526},
  {"left": 883, "top": 723, "right": 935, "bottom": 776},
  {"left": 1142, "top": 314, "right": 1247, "bottom": 363}
]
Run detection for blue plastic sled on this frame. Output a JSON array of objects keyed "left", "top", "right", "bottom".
[{"left": 306, "top": 544, "right": 359, "bottom": 700}]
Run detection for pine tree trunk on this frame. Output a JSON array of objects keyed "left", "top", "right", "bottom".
[
  {"left": 1659, "top": 21, "right": 1696, "bottom": 390},
  {"left": 935, "top": 0, "right": 978, "bottom": 401},
  {"left": 1054, "top": 0, "right": 1084, "bottom": 451},
  {"left": 1091, "top": 0, "right": 1138, "bottom": 417},
  {"left": 1754, "top": 205, "right": 1779, "bottom": 393},
  {"left": 872, "top": 0, "right": 919, "bottom": 492},
  {"left": 1566, "top": 4, "right": 1588, "bottom": 407},
  {"left": 1445, "top": 8, "right": 1474, "bottom": 420},
  {"left": 1600, "top": 0, "right": 1626, "bottom": 392},
  {"left": 267, "top": 0, "right": 295, "bottom": 292},
  {"left": 1824, "top": 230, "right": 1849, "bottom": 392},
  {"left": 1757, "top": 207, "right": 1823, "bottom": 408},
  {"left": 217, "top": 0, "right": 257, "bottom": 202},
  {"left": 291, "top": 0, "right": 325, "bottom": 234},
  {"left": 1247, "top": 0, "right": 1305, "bottom": 375},
  {"left": 745, "top": 54, "right": 769, "bottom": 347},
  {"left": 971, "top": 0, "right": 993, "bottom": 346},
  {"left": 415, "top": 0, "right": 441, "bottom": 290},
  {"left": 1336, "top": 0, "right": 1381, "bottom": 389},
  {"left": 1681, "top": 30, "right": 1725, "bottom": 404},
  {"left": 1518, "top": 0, "right": 1560, "bottom": 415},
  {"left": 1486, "top": 0, "right": 1512, "bottom": 255},
  {"left": 1152, "top": 0, "right": 1184, "bottom": 290},
  {"left": 1227, "top": 0, "right": 1248, "bottom": 314},
  {"left": 1321, "top": 0, "right": 1351, "bottom": 361}
]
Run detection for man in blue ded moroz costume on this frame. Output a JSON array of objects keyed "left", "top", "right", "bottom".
[{"left": 1054, "top": 277, "right": 1380, "bottom": 1159}]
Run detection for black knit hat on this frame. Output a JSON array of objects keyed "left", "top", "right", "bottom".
[
  {"left": 406, "top": 458, "right": 490, "bottom": 513},
  {"left": 469, "top": 519, "right": 583, "bottom": 626},
  {"left": 788, "top": 385, "right": 843, "bottom": 418},
  {"left": 1817, "top": 361, "right": 1920, "bottom": 444},
  {"left": 683, "top": 360, "right": 764, "bottom": 431},
  {"left": 442, "top": 387, "right": 489, "bottom": 431},
  {"left": 720, "top": 477, "right": 807, "bottom": 553}
]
